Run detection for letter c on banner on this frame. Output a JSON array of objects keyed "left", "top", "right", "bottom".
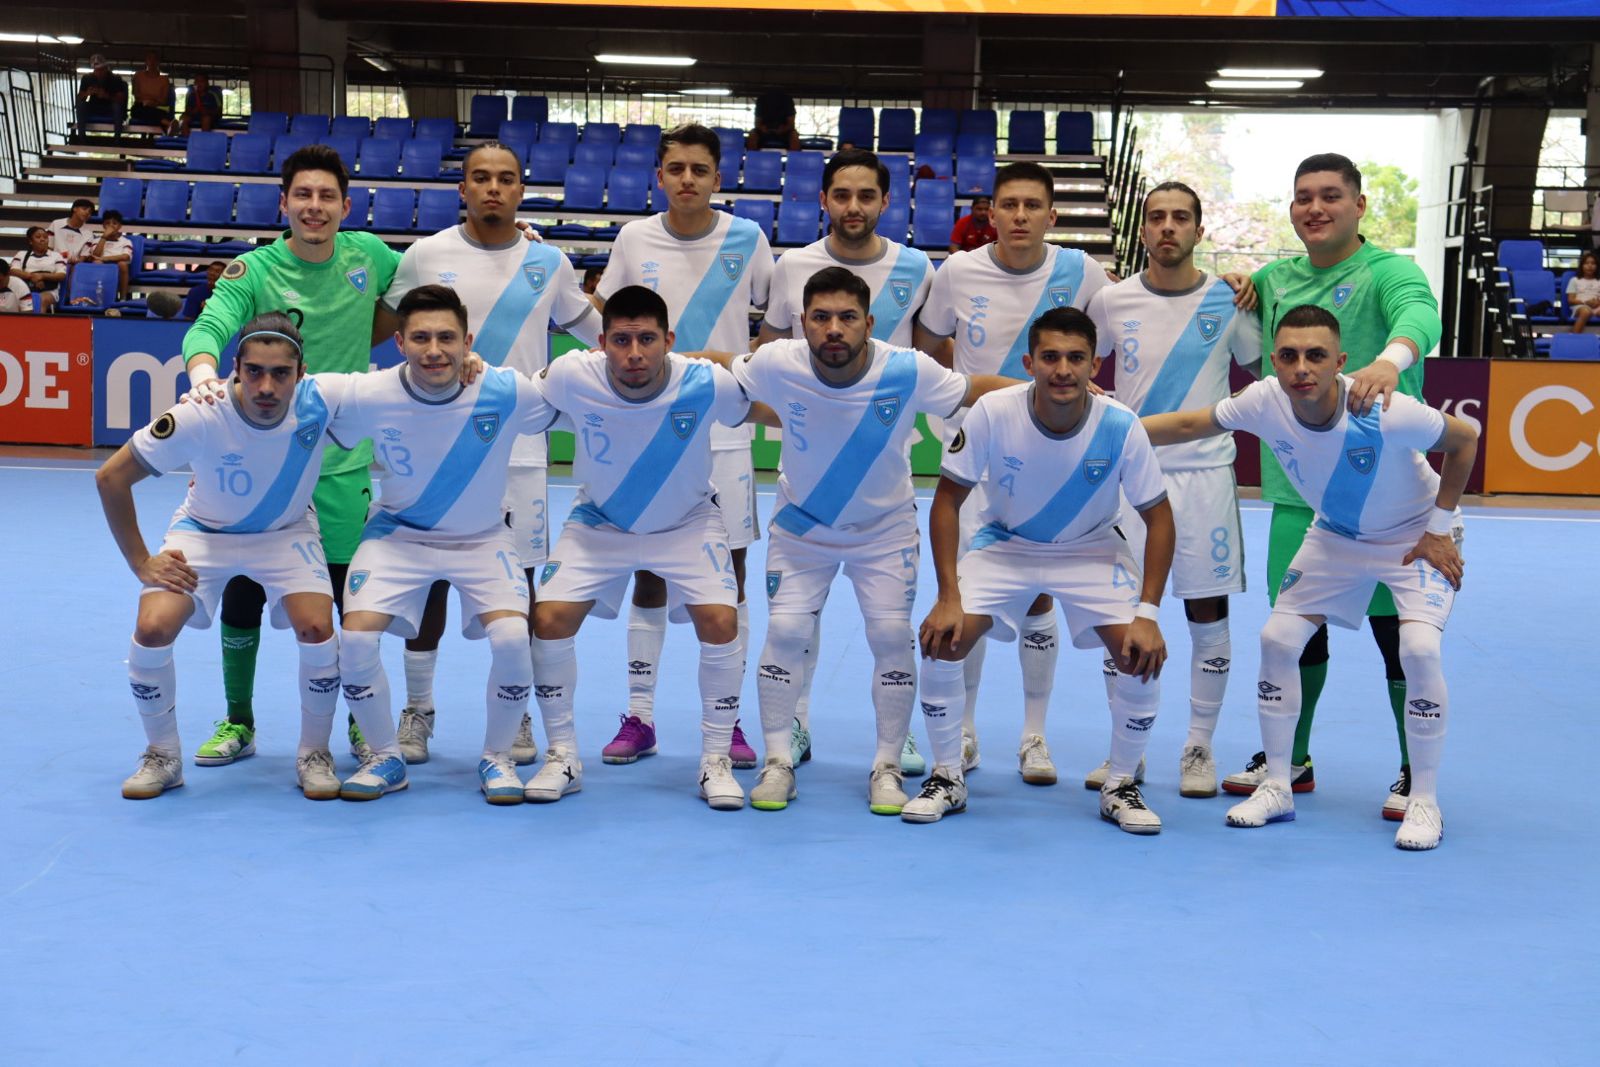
[{"left": 1509, "top": 384, "right": 1595, "bottom": 472}]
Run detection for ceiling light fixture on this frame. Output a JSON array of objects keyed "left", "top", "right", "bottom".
[
  {"left": 681, "top": 87, "right": 731, "bottom": 96},
  {"left": 1216, "top": 67, "right": 1324, "bottom": 80},
  {"left": 595, "top": 53, "right": 696, "bottom": 67},
  {"left": 1206, "top": 79, "right": 1304, "bottom": 90}
]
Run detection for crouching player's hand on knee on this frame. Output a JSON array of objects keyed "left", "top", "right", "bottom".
[
  {"left": 920, "top": 595, "right": 967, "bottom": 658},
  {"left": 1121, "top": 617, "right": 1167, "bottom": 682},
  {"left": 137, "top": 549, "right": 200, "bottom": 594}
]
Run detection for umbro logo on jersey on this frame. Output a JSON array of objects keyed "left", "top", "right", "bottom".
[
  {"left": 381, "top": 427, "right": 403, "bottom": 440},
  {"left": 1048, "top": 286, "right": 1074, "bottom": 308},
  {"left": 766, "top": 570, "right": 782, "bottom": 598},
  {"left": 438, "top": 271, "right": 458, "bottom": 284},
  {"left": 1409, "top": 698, "right": 1441, "bottom": 713},
  {"left": 879, "top": 671, "right": 913, "bottom": 686},
  {"left": 348, "top": 570, "right": 370, "bottom": 593},
  {"left": 671, "top": 410, "right": 698, "bottom": 439},
  {"left": 1196, "top": 313, "right": 1222, "bottom": 342},
  {"left": 498, "top": 685, "right": 531, "bottom": 700},
  {"left": 1258, "top": 681, "right": 1282, "bottom": 700},
  {"left": 1332, "top": 283, "right": 1355, "bottom": 308},
  {"left": 787, "top": 402, "right": 807, "bottom": 416},
  {"left": 308, "top": 676, "right": 339, "bottom": 693},
  {"left": 583, "top": 413, "right": 604, "bottom": 427},
  {"left": 719, "top": 253, "right": 745, "bottom": 280},
  {"left": 540, "top": 562, "right": 560, "bottom": 584},
  {"left": 1003, "top": 455, "right": 1023, "bottom": 471},
  {"left": 473, "top": 412, "right": 501, "bottom": 442},
  {"left": 1121, "top": 320, "right": 1141, "bottom": 330},
  {"left": 873, "top": 396, "right": 901, "bottom": 426},
  {"left": 346, "top": 268, "right": 368, "bottom": 294},
  {"left": 221, "top": 452, "right": 244, "bottom": 465},
  {"left": 129, "top": 683, "right": 161, "bottom": 700},
  {"left": 535, "top": 685, "right": 562, "bottom": 698},
  {"left": 281, "top": 289, "right": 302, "bottom": 302},
  {"left": 1345, "top": 447, "right": 1376, "bottom": 475},
  {"left": 890, "top": 281, "right": 912, "bottom": 308},
  {"left": 1128, "top": 715, "right": 1156, "bottom": 732},
  {"left": 523, "top": 264, "right": 547, "bottom": 293},
  {"left": 342, "top": 684, "right": 370, "bottom": 699},
  {"left": 1280, "top": 569, "right": 1302, "bottom": 593},
  {"left": 1082, "top": 458, "right": 1110, "bottom": 485},
  {"left": 295, "top": 424, "right": 320, "bottom": 450},
  {"left": 1202, "top": 657, "right": 1230, "bottom": 673}
]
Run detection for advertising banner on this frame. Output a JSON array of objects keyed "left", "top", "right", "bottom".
[
  {"left": 1486, "top": 360, "right": 1600, "bottom": 495},
  {"left": 0, "top": 316, "right": 94, "bottom": 447}
]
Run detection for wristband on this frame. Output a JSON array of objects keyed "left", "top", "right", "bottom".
[
  {"left": 1376, "top": 341, "right": 1416, "bottom": 373},
  {"left": 1425, "top": 507, "right": 1455, "bottom": 536},
  {"left": 1134, "top": 602, "right": 1160, "bottom": 621}
]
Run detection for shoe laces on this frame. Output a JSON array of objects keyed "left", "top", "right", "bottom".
[
  {"left": 140, "top": 749, "right": 177, "bottom": 773},
  {"left": 1108, "top": 780, "right": 1147, "bottom": 809},
  {"left": 918, "top": 772, "right": 955, "bottom": 799},
  {"left": 902, "top": 733, "right": 920, "bottom": 753},
  {"left": 1389, "top": 767, "right": 1411, "bottom": 796},
  {"left": 1180, "top": 745, "right": 1208, "bottom": 771},
  {"left": 212, "top": 720, "right": 249, "bottom": 741},
  {"left": 730, "top": 721, "right": 750, "bottom": 744},
  {"left": 1243, "top": 750, "right": 1267, "bottom": 773},
  {"left": 702, "top": 754, "right": 734, "bottom": 778},
  {"left": 299, "top": 749, "right": 334, "bottom": 775},
  {"left": 757, "top": 759, "right": 790, "bottom": 785},
  {"left": 397, "top": 709, "right": 432, "bottom": 743},
  {"left": 614, "top": 715, "right": 649, "bottom": 744},
  {"left": 1019, "top": 734, "right": 1049, "bottom": 762}
]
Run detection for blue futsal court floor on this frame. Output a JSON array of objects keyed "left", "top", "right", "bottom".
[{"left": 2, "top": 457, "right": 1595, "bottom": 1064}]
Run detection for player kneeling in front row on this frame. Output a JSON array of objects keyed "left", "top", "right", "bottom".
[
  {"left": 1143, "top": 305, "right": 1477, "bottom": 850},
  {"left": 909, "top": 307, "right": 1174, "bottom": 830},
  {"left": 97, "top": 313, "right": 345, "bottom": 800}
]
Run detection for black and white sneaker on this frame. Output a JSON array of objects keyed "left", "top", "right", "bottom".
[
  {"left": 900, "top": 768, "right": 968, "bottom": 824},
  {"left": 1382, "top": 766, "right": 1411, "bottom": 821},
  {"left": 1100, "top": 776, "right": 1161, "bottom": 834}
]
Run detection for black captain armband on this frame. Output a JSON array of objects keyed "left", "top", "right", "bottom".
[
  {"left": 947, "top": 429, "right": 966, "bottom": 454},
  {"left": 150, "top": 413, "right": 176, "bottom": 439}
]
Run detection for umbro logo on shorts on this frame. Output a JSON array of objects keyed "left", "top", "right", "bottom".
[
  {"left": 498, "top": 685, "right": 530, "bottom": 700},
  {"left": 221, "top": 452, "right": 243, "bottom": 465},
  {"left": 1127, "top": 715, "right": 1156, "bottom": 732},
  {"left": 1425, "top": 593, "right": 1445, "bottom": 607},
  {"left": 308, "top": 676, "right": 339, "bottom": 693}
]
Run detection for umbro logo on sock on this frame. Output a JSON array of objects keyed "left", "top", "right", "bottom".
[
  {"left": 879, "top": 670, "right": 914, "bottom": 686},
  {"left": 1022, "top": 631, "right": 1056, "bottom": 648},
  {"left": 920, "top": 701, "right": 947, "bottom": 718},
  {"left": 308, "top": 676, "right": 339, "bottom": 693},
  {"left": 222, "top": 635, "right": 255, "bottom": 650},
  {"left": 535, "top": 685, "right": 562, "bottom": 699},
  {"left": 342, "top": 684, "right": 370, "bottom": 700},
  {"left": 714, "top": 696, "right": 740, "bottom": 711},
  {"left": 1257, "top": 681, "right": 1283, "bottom": 700},
  {"left": 1202, "top": 657, "right": 1230, "bottom": 673},
  {"left": 628, "top": 660, "right": 651, "bottom": 674},
  {"left": 1408, "top": 699, "right": 1441, "bottom": 716},
  {"left": 129, "top": 683, "right": 161, "bottom": 700},
  {"left": 498, "top": 685, "right": 531, "bottom": 700},
  {"left": 1127, "top": 715, "right": 1156, "bottom": 732},
  {"left": 760, "top": 664, "right": 791, "bottom": 682}
]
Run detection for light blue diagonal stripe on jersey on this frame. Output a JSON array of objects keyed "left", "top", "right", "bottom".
[
  {"left": 998, "top": 249, "right": 1087, "bottom": 380},
  {"left": 218, "top": 379, "right": 329, "bottom": 533},
  {"left": 472, "top": 241, "right": 564, "bottom": 366},
  {"left": 364, "top": 368, "right": 520, "bottom": 539},
  {"left": 1137, "top": 280, "right": 1238, "bottom": 417},
  {"left": 1314, "top": 407, "right": 1384, "bottom": 540},
  {"left": 867, "top": 245, "right": 930, "bottom": 343},
  {"left": 673, "top": 217, "right": 761, "bottom": 351},
  {"left": 772, "top": 347, "right": 918, "bottom": 537},
  {"left": 967, "top": 521, "right": 1015, "bottom": 551},
  {"left": 1008, "top": 403, "right": 1133, "bottom": 543},
  {"left": 580, "top": 363, "right": 717, "bottom": 531}
]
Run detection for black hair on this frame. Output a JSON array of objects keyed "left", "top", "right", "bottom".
[
  {"left": 237, "top": 310, "right": 305, "bottom": 364},
  {"left": 1294, "top": 153, "right": 1362, "bottom": 194},
  {"left": 102, "top": 209, "right": 124, "bottom": 225},
  {"left": 1142, "top": 180, "right": 1202, "bottom": 227},
  {"left": 72, "top": 198, "right": 95, "bottom": 212},
  {"left": 602, "top": 284, "right": 671, "bottom": 333},
  {"left": 396, "top": 283, "right": 469, "bottom": 332},
  {"left": 823, "top": 148, "right": 890, "bottom": 196},
  {"left": 1276, "top": 303, "right": 1341, "bottom": 338},
  {"left": 1028, "top": 306, "right": 1097, "bottom": 353},
  {"left": 659, "top": 123, "right": 720, "bottom": 167},
  {"left": 802, "top": 265, "right": 871, "bottom": 315},
  {"left": 25, "top": 225, "right": 46, "bottom": 241},
  {"left": 463, "top": 140, "right": 525, "bottom": 175},
  {"left": 993, "top": 162, "right": 1054, "bottom": 203},
  {"left": 281, "top": 144, "right": 350, "bottom": 196}
]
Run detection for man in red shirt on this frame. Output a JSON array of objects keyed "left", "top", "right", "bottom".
[{"left": 948, "top": 195, "right": 996, "bottom": 253}]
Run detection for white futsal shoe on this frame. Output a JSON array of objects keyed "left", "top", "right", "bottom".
[
  {"left": 1395, "top": 799, "right": 1444, "bottom": 851},
  {"left": 1018, "top": 734, "right": 1057, "bottom": 785},
  {"left": 1225, "top": 780, "right": 1296, "bottom": 827},
  {"left": 699, "top": 754, "right": 745, "bottom": 811},
  {"left": 524, "top": 747, "right": 582, "bottom": 802},
  {"left": 1100, "top": 775, "right": 1162, "bottom": 835},
  {"left": 122, "top": 748, "right": 184, "bottom": 799},
  {"left": 900, "top": 769, "right": 968, "bottom": 824},
  {"left": 1084, "top": 756, "right": 1145, "bottom": 790},
  {"left": 1178, "top": 744, "right": 1218, "bottom": 798}
]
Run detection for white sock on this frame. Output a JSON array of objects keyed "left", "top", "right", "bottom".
[
  {"left": 1398, "top": 622, "right": 1449, "bottom": 803},
  {"left": 793, "top": 612, "right": 822, "bottom": 729},
  {"left": 1108, "top": 669, "right": 1160, "bottom": 781},
  {"left": 403, "top": 647, "right": 437, "bottom": 710},
  {"left": 919, "top": 654, "right": 967, "bottom": 773},
  {"left": 297, "top": 635, "right": 339, "bottom": 755},
  {"left": 339, "top": 629, "right": 398, "bottom": 758},
  {"left": 866, "top": 615, "right": 916, "bottom": 767},
  {"left": 1018, "top": 608, "right": 1058, "bottom": 738},
  {"left": 1102, "top": 654, "right": 1118, "bottom": 706},
  {"left": 626, "top": 604, "right": 667, "bottom": 724},
  {"left": 1258, "top": 613, "right": 1319, "bottom": 789},
  {"left": 735, "top": 600, "right": 750, "bottom": 671},
  {"left": 483, "top": 618, "right": 532, "bottom": 757},
  {"left": 699, "top": 638, "right": 744, "bottom": 756},
  {"left": 961, "top": 637, "right": 986, "bottom": 732},
  {"left": 531, "top": 636, "right": 578, "bottom": 751},
  {"left": 756, "top": 612, "right": 811, "bottom": 764},
  {"left": 1185, "top": 616, "right": 1230, "bottom": 749},
  {"left": 129, "top": 638, "right": 179, "bottom": 756}
]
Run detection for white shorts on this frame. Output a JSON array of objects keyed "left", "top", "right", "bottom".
[
  {"left": 764, "top": 527, "right": 919, "bottom": 619},
  {"left": 344, "top": 530, "right": 530, "bottom": 640},
  {"left": 539, "top": 503, "right": 737, "bottom": 622},
  {"left": 503, "top": 464, "right": 550, "bottom": 572},
  {"left": 1275, "top": 518, "right": 1461, "bottom": 632},
  {"left": 147, "top": 517, "right": 334, "bottom": 631},
  {"left": 711, "top": 448, "right": 758, "bottom": 550},
  {"left": 959, "top": 530, "right": 1142, "bottom": 649},
  {"left": 1120, "top": 465, "right": 1245, "bottom": 599}
]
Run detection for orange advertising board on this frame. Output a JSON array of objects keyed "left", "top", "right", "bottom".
[
  {"left": 1485, "top": 360, "right": 1600, "bottom": 495},
  {"left": 0, "top": 316, "right": 94, "bottom": 447}
]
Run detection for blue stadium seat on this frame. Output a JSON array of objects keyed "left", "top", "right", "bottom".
[
  {"left": 1057, "top": 112, "right": 1094, "bottom": 155},
  {"left": 783, "top": 172, "right": 821, "bottom": 207},
  {"left": 98, "top": 177, "right": 143, "bottom": 219},
  {"left": 1550, "top": 333, "right": 1600, "bottom": 360},
  {"left": 956, "top": 132, "right": 996, "bottom": 158},
  {"left": 331, "top": 115, "right": 371, "bottom": 139},
  {"left": 880, "top": 153, "right": 911, "bottom": 199},
  {"left": 247, "top": 111, "right": 288, "bottom": 137},
  {"left": 511, "top": 95, "right": 548, "bottom": 125},
  {"left": 140, "top": 180, "right": 190, "bottom": 223},
  {"left": 184, "top": 131, "right": 228, "bottom": 173},
  {"left": 878, "top": 109, "right": 916, "bottom": 152},
  {"left": 371, "top": 187, "right": 417, "bottom": 231},
  {"left": 563, "top": 164, "right": 607, "bottom": 212},
  {"left": 527, "top": 143, "right": 569, "bottom": 185},
  {"left": 290, "top": 113, "right": 330, "bottom": 139},
  {"left": 499, "top": 119, "right": 539, "bottom": 144},
  {"left": 1497, "top": 239, "right": 1544, "bottom": 272},
  {"left": 921, "top": 108, "right": 958, "bottom": 137},
  {"left": 346, "top": 187, "right": 372, "bottom": 227},
  {"left": 582, "top": 122, "right": 620, "bottom": 145},
  {"left": 776, "top": 199, "right": 821, "bottom": 246},
  {"left": 959, "top": 109, "right": 998, "bottom": 139},
  {"left": 912, "top": 201, "right": 954, "bottom": 251},
  {"left": 785, "top": 151, "right": 824, "bottom": 187},
  {"left": 374, "top": 117, "right": 413, "bottom": 140},
  {"left": 415, "top": 188, "right": 461, "bottom": 232},
  {"left": 574, "top": 141, "right": 615, "bottom": 168},
  {"left": 742, "top": 151, "right": 783, "bottom": 193},
  {"left": 356, "top": 137, "right": 401, "bottom": 178},
  {"left": 540, "top": 122, "right": 579, "bottom": 158},
  {"left": 622, "top": 124, "right": 661, "bottom": 147},
  {"left": 838, "top": 106, "right": 874, "bottom": 149},
  {"left": 401, "top": 139, "right": 444, "bottom": 178},
  {"left": 914, "top": 132, "right": 953, "bottom": 178},
  {"left": 878, "top": 199, "right": 910, "bottom": 244},
  {"left": 66, "top": 262, "right": 120, "bottom": 309},
  {"left": 272, "top": 134, "right": 314, "bottom": 171},
  {"left": 956, "top": 155, "right": 995, "bottom": 197},
  {"left": 188, "top": 182, "right": 236, "bottom": 226},
  {"left": 1510, "top": 269, "right": 1562, "bottom": 322},
  {"left": 1008, "top": 110, "right": 1046, "bottom": 154},
  {"left": 469, "top": 94, "right": 508, "bottom": 138},
  {"left": 498, "top": 137, "right": 534, "bottom": 175},
  {"left": 712, "top": 127, "right": 745, "bottom": 168},
  {"left": 615, "top": 143, "right": 655, "bottom": 170},
  {"left": 606, "top": 167, "right": 653, "bottom": 213},
  {"left": 414, "top": 117, "right": 456, "bottom": 146},
  {"left": 914, "top": 177, "right": 955, "bottom": 210},
  {"left": 234, "top": 184, "right": 280, "bottom": 227},
  {"left": 732, "top": 199, "right": 775, "bottom": 239},
  {"left": 323, "top": 135, "right": 362, "bottom": 171},
  {"left": 227, "top": 133, "right": 273, "bottom": 174}
]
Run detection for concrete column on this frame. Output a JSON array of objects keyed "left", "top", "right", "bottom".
[{"left": 921, "top": 17, "right": 977, "bottom": 111}]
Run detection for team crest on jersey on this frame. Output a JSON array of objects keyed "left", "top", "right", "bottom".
[
  {"left": 346, "top": 268, "right": 368, "bottom": 294},
  {"left": 1082, "top": 458, "right": 1110, "bottom": 485},
  {"left": 473, "top": 413, "right": 501, "bottom": 442},
  {"left": 1196, "top": 313, "right": 1221, "bottom": 342},
  {"left": 719, "top": 253, "right": 745, "bottom": 280},
  {"left": 1345, "top": 447, "right": 1375, "bottom": 475},
  {"left": 766, "top": 570, "right": 782, "bottom": 598},
  {"left": 295, "top": 424, "right": 320, "bottom": 450},
  {"left": 1280, "top": 569, "right": 1302, "bottom": 593},
  {"left": 540, "top": 562, "right": 561, "bottom": 585},
  {"left": 1332, "top": 284, "right": 1355, "bottom": 308},
  {"left": 671, "top": 410, "right": 699, "bottom": 439},
  {"left": 1049, "top": 286, "right": 1074, "bottom": 308},
  {"left": 348, "top": 570, "right": 370, "bottom": 593},
  {"left": 873, "top": 396, "right": 901, "bottom": 426},
  {"left": 890, "top": 281, "right": 912, "bottom": 308},
  {"left": 523, "top": 264, "right": 548, "bottom": 294}
]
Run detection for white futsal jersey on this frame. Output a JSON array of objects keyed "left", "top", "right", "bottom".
[
  {"left": 598, "top": 212, "right": 773, "bottom": 451},
  {"left": 922, "top": 243, "right": 1109, "bottom": 380},
  {"left": 129, "top": 377, "right": 348, "bottom": 534},
  {"left": 384, "top": 226, "right": 599, "bottom": 467},
  {"left": 943, "top": 386, "right": 1167, "bottom": 554},
  {"left": 1088, "top": 273, "right": 1260, "bottom": 471},
  {"left": 764, "top": 237, "right": 933, "bottom": 347},
  {"left": 542, "top": 350, "right": 750, "bottom": 535},
  {"left": 327, "top": 365, "right": 555, "bottom": 542},
  {"left": 730, "top": 338, "right": 968, "bottom": 547},
  {"left": 1214, "top": 377, "right": 1445, "bottom": 541}
]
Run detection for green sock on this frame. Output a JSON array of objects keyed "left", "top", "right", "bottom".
[
  {"left": 1387, "top": 679, "right": 1410, "bottom": 766},
  {"left": 220, "top": 623, "right": 260, "bottom": 728},
  {"left": 1291, "top": 660, "right": 1328, "bottom": 766}
]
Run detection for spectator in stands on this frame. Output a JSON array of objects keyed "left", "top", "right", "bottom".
[
  {"left": 82, "top": 209, "right": 135, "bottom": 299},
  {"left": 50, "top": 198, "right": 97, "bottom": 262},
  {"left": 11, "top": 227, "right": 68, "bottom": 311},
  {"left": 948, "top": 195, "right": 996, "bottom": 253},
  {"left": 77, "top": 54, "right": 128, "bottom": 132},
  {"left": 0, "top": 261, "right": 35, "bottom": 314},
  {"left": 179, "top": 260, "right": 227, "bottom": 320},
  {"left": 582, "top": 265, "right": 604, "bottom": 295},
  {"left": 130, "top": 51, "right": 173, "bottom": 130},
  {"left": 1567, "top": 250, "right": 1599, "bottom": 333},
  {"left": 177, "top": 74, "right": 223, "bottom": 136},
  {"left": 146, "top": 290, "right": 183, "bottom": 319},
  {"left": 746, "top": 89, "right": 801, "bottom": 151}
]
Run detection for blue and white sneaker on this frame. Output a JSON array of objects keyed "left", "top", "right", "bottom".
[
  {"left": 790, "top": 717, "right": 812, "bottom": 767},
  {"left": 339, "top": 753, "right": 409, "bottom": 801},
  {"left": 900, "top": 732, "right": 926, "bottom": 776},
  {"left": 478, "top": 756, "right": 524, "bottom": 806}
]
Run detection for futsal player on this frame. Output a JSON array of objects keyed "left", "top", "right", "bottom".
[
  {"left": 524, "top": 286, "right": 773, "bottom": 810},
  {"left": 755, "top": 146, "right": 936, "bottom": 774},
  {"left": 594, "top": 124, "right": 772, "bottom": 769},
  {"left": 1085, "top": 181, "right": 1262, "bottom": 798},
  {"left": 1227, "top": 153, "right": 1442, "bottom": 820},
  {"left": 96, "top": 313, "right": 345, "bottom": 801},
  {"left": 1142, "top": 305, "right": 1477, "bottom": 850},
  {"left": 909, "top": 306, "right": 1174, "bottom": 830}
]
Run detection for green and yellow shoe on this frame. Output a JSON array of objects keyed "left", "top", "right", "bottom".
[
  {"left": 193, "top": 720, "right": 257, "bottom": 767},
  {"left": 348, "top": 716, "right": 372, "bottom": 761}
]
